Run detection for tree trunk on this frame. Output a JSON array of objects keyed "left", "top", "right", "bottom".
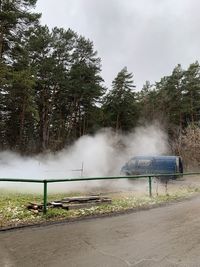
[
  {"left": 0, "top": 26, "right": 4, "bottom": 59},
  {"left": 190, "top": 90, "right": 194, "bottom": 124},
  {"left": 19, "top": 97, "right": 26, "bottom": 148}
]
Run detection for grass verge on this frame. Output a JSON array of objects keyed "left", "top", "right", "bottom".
[{"left": 0, "top": 187, "right": 200, "bottom": 229}]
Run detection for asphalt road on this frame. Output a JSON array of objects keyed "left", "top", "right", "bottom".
[{"left": 1, "top": 196, "right": 200, "bottom": 267}]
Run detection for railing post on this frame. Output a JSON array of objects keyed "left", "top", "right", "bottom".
[
  {"left": 43, "top": 180, "right": 47, "bottom": 215},
  {"left": 148, "top": 176, "right": 152, "bottom": 197}
]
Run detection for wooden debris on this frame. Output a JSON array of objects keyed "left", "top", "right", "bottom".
[
  {"left": 27, "top": 202, "right": 43, "bottom": 211},
  {"left": 27, "top": 195, "right": 112, "bottom": 212}
]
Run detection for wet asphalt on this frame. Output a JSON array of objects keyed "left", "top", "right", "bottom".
[{"left": 1, "top": 195, "right": 200, "bottom": 266}]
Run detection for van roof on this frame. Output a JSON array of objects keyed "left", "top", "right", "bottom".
[{"left": 131, "top": 156, "right": 179, "bottom": 160}]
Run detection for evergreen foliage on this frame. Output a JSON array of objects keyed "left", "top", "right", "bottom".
[
  {"left": 0, "top": 0, "right": 200, "bottom": 154},
  {"left": 102, "top": 67, "right": 138, "bottom": 131}
]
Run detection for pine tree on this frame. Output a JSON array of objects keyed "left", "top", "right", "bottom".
[
  {"left": 0, "top": 0, "right": 40, "bottom": 151},
  {"left": 137, "top": 81, "right": 157, "bottom": 122},
  {"left": 103, "top": 67, "right": 138, "bottom": 131},
  {"left": 0, "top": 0, "right": 40, "bottom": 61},
  {"left": 65, "top": 35, "right": 105, "bottom": 140},
  {"left": 182, "top": 61, "right": 200, "bottom": 125}
]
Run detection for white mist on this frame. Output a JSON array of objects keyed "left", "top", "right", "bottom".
[{"left": 0, "top": 124, "right": 170, "bottom": 192}]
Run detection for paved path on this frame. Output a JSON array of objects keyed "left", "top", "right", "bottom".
[{"left": 1, "top": 196, "right": 200, "bottom": 267}]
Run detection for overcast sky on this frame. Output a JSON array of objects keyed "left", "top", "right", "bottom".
[{"left": 36, "top": 0, "right": 200, "bottom": 89}]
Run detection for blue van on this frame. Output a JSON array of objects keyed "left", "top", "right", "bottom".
[{"left": 121, "top": 156, "right": 183, "bottom": 179}]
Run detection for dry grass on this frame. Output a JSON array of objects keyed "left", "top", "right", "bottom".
[{"left": 0, "top": 185, "right": 200, "bottom": 229}]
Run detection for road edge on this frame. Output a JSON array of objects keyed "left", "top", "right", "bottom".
[{"left": 0, "top": 193, "right": 198, "bottom": 232}]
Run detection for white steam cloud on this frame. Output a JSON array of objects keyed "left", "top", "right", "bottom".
[{"left": 0, "top": 124, "right": 170, "bottom": 192}]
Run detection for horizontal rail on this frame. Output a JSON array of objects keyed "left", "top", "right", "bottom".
[
  {"left": 45, "top": 172, "right": 200, "bottom": 183},
  {"left": 0, "top": 178, "right": 44, "bottom": 183},
  {"left": 1, "top": 172, "right": 200, "bottom": 215},
  {"left": 0, "top": 172, "right": 200, "bottom": 183}
]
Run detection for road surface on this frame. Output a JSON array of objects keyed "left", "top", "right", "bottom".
[{"left": 1, "top": 196, "right": 200, "bottom": 267}]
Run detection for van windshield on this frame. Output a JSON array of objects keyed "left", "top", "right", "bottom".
[{"left": 127, "top": 159, "right": 136, "bottom": 167}]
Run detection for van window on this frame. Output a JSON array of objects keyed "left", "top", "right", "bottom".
[{"left": 138, "top": 159, "right": 151, "bottom": 167}]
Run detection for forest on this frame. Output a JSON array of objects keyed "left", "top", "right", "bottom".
[{"left": 0, "top": 1, "right": 200, "bottom": 167}]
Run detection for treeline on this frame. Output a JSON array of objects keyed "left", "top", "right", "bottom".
[{"left": 0, "top": 0, "right": 200, "bottom": 155}]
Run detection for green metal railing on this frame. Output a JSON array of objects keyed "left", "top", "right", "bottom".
[{"left": 0, "top": 172, "right": 200, "bottom": 215}]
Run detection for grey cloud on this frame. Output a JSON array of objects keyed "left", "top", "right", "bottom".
[{"left": 36, "top": 0, "right": 200, "bottom": 89}]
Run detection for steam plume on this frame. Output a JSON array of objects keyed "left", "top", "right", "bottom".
[{"left": 0, "top": 124, "right": 169, "bottom": 192}]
